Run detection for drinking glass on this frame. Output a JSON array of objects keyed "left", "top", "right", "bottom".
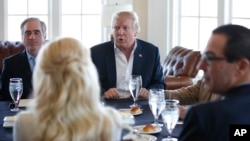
[
  {"left": 164, "top": 90, "right": 171, "bottom": 99},
  {"left": 161, "top": 99, "right": 179, "bottom": 141},
  {"left": 117, "top": 79, "right": 131, "bottom": 99},
  {"left": 9, "top": 78, "right": 23, "bottom": 112},
  {"left": 128, "top": 75, "right": 142, "bottom": 107},
  {"left": 148, "top": 89, "right": 165, "bottom": 127}
]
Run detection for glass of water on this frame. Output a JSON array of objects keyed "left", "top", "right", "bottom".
[
  {"left": 129, "top": 75, "right": 142, "bottom": 107},
  {"left": 9, "top": 78, "right": 23, "bottom": 112},
  {"left": 161, "top": 99, "right": 179, "bottom": 141},
  {"left": 149, "top": 89, "right": 165, "bottom": 127}
]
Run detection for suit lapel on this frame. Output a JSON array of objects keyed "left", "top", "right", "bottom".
[
  {"left": 105, "top": 45, "right": 117, "bottom": 86},
  {"left": 20, "top": 50, "right": 32, "bottom": 73},
  {"left": 132, "top": 40, "right": 143, "bottom": 75},
  {"left": 20, "top": 50, "right": 33, "bottom": 87}
]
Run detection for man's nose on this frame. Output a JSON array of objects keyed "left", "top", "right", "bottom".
[{"left": 197, "top": 59, "right": 206, "bottom": 71}]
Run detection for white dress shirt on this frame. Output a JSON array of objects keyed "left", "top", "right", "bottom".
[{"left": 114, "top": 42, "right": 137, "bottom": 98}]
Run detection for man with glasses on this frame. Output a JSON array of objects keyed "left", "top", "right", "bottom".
[
  {"left": 179, "top": 24, "right": 250, "bottom": 141},
  {"left": 0, "top": 17, "right": 47, "bottom": 101}
]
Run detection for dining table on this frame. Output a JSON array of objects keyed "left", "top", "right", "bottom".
[{"left": 0, "top": 98, "right": 183, "bottom": 141}]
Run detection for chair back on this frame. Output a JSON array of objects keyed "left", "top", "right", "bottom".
[
  {"left": 162, "top": 46, "right": 201, "bottom": 89},
  {"left": 0, "top": 41, "right": 25, "bottom": 72}
]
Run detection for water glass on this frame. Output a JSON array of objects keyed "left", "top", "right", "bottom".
[
  {"left": 149, "top": 89, "right": 165, "bottom": 127},
  {"left": 129, "top": 75, "right": 142, "bottom": 107},
  {"left": 9, "top": 78, "right": 23, "bottom": 112},
  {"left": 161, "top": 99, "right": 179, "bottom": 141}
]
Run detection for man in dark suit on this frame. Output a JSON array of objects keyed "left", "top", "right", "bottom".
[
  {"left": 0, "top": 17, "right": 47, "bottom": 101},
  {"left": 179, "top": 24, "right": 250, "bottom": 141},
  {"left": 91, "top": 11, "right": 165, "bottom": 99}
]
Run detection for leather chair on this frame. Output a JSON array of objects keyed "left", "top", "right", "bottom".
[
  {"left": 162, "top": 46, "right": 201, "bottom": 90},
  {"left": 0, "top": 41, "right": 25, "bottom": 73}
]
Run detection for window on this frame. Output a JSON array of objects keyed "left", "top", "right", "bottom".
[
  {"left": 172, "top": 0, "right": 250, "bottom": 51},
  {"left": 7, "top": 0, "right": 48, "bottom": 41},
  {"left": 6, "top": 0, "right": 101, "bottom": 48},
  {"left": 173, "top": 0, "right": 217, "bottom": 51},
  {"left": 232, "top": 0, "right": 250, "bottom": 28},
  {"left": 61, "top": 0, "right": 101, "bottom": 47}
]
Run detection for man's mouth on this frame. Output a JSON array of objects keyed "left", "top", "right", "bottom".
[
  {"left": 28, "top": 42, "right": 38, "bottom": 47},
  {"left": 118, "top": 38, "right": 124, "bottom": 42}
]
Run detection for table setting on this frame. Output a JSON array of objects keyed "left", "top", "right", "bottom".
[{"left": 0, "top": 77, "right": 183, "bottom": 141}]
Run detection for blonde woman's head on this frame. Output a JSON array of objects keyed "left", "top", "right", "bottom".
[{"left": 33, "top": 37, "right": 100, "bottom": 113}]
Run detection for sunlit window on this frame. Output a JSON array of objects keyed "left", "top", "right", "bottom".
[
  {"left": 179, "top": 0, "right": 217, "bottom": 51},
  {"left": 232, "top": 0, "right": 250, "bottom": 29},
  {"left": 176, "top": 0, "right": 250, "bottom": 51},
  {"left": 4, "top": 0, "right": 250, "bottom": 50},
  {"left": 7, "top": 0, "right": 48, "bottom": 41},
  {"left": 6, "top": 0, "right": 101, "bottom": 48},
  {"left": 61, "top": 0, "right": 101, "bottom": 48}
]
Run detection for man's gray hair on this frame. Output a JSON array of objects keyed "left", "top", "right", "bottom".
[{"left": 20, "top": 17, "right": 46, "bottom": 34}]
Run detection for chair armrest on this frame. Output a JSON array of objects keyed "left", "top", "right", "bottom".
[{"left": 165, "top": 76, "right": 193, "bottom": 90}]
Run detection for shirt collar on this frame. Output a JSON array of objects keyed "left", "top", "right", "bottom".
[
  {"left": 114, "top": 40, "right": 137, "bottom": 53},
  {"left": 26, "top": 50, "right": 35, "bottom": 59}
]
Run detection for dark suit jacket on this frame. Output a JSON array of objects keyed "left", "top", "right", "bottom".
[
  {"left": 90, "top": 39, "right": 166, "bottom": 95},
  {"left": 0, "top": 50, "right": 33, "bottom": 101},
  {"left": 179, "top": 84, "right": 250, "bottom": 141}
]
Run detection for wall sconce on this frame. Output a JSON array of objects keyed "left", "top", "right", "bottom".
[{"left": 101, "top": 3, "right": 133, "bottom": 41}]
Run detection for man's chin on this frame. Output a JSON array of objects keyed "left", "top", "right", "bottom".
[{"left": 203, "top": 82, "right": 213, "bottom": 92}]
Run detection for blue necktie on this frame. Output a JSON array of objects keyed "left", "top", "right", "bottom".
[{"left": 30, "top": 57, "right": 36, "bottom": 72}]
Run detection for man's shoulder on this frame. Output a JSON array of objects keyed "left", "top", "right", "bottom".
[
  {"left": 136, "top": 39, "right": 158, "bottom": 48},
  {"left": 91, "top": 41, "right": 113, "bottom": 50},
  {"left": 4, "top": 50, "right": 26, "bottom": 62}
]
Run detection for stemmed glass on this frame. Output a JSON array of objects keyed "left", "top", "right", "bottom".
[
  {"left": 161, "top": 99, "right": 179, "bottom": 141},
  {"left": 128, "top": 75, "right": 142, "bottom": 107},
  {"left": 9, "top": 78, "right": 23, "bottom": 112},
  {"left": 148, "top": 89, "right": 165, "bottom": 127}
]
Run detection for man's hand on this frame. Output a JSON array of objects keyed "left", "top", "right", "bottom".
[
  {"left": 179, "top": 105, "right": 187, "bottom": 120},
  {"left": 138, "top": 88, "right": 149, "bottom": 98},
  {"left": 103, "top": 88, "right": 120, "bottom": 99}
]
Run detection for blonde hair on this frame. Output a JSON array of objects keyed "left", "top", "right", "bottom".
[{"left": 30, "top": 37, "right": 122, "bottom": 141}]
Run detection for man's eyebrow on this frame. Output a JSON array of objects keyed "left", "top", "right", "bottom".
[
  {"left": 203, "top": 51, "right": 216, "bottom": 56},
  {"left": 25, "top": 30, "right": 41, "bottom": 32}
]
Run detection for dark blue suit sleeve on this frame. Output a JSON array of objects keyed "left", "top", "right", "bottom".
[{"left": 179, "top": 107, "right": 204, "bottom": 141}]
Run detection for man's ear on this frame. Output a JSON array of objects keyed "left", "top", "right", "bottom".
[
  {"left": 236, "top": 58, "right": 250, "bottom": 76},
  {"left": 134, "top": 30, "right": 138, "bottom": 37}
]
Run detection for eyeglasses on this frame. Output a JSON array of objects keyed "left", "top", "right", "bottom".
[{"left": 201, "top": 52, "right": 226, "bottom": 65}]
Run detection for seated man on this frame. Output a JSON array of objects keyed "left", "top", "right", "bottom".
[
  {"left": 166, "top": 78, "right": 221, "bottom": 119},
  {"left": 91, "top": 11, "right": 165, "bottom": 99},
  {"left": 179, "top": 24, "right": 250, "bottom": 141},
  {"left": 0, "top": 17, "right": 47, "bottom": 101}
]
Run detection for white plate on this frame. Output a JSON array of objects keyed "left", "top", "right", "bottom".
[
  {"left": 123, "top": 133, "right": 157, "bottom": 141},
  {"left": 119, "top": 111, "right": 134, "bottom": 119},
  {"left": 177, "top": 120, "right": 183, "bottom": 124},
  {"left": 133, "top": 125, "right": 162, "bottom": 134},
  {"left": 3, "top": 121, "right": 14, "bottom": 128},
  {"left": 119, "top": 111, "right": 135, "bottom": 125},
  {"left": 18, "top": 99, "right": 32, "bottom": 107},
  {"left": 3, "top": 115, "right": 16, "bottom": 128},
  {"left": 3, "top": 115, "right": 16, "bottom": 122},
  {"left": 119, "top": 108, "right": 143, "bottom": 116}
]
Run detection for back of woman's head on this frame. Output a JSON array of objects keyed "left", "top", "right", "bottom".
[
  {"left": 31, "top": 37, "right": 107, "bottom": 140},
  {"left": 34, "top": 37, "right": 100, "bottom": 108}
]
